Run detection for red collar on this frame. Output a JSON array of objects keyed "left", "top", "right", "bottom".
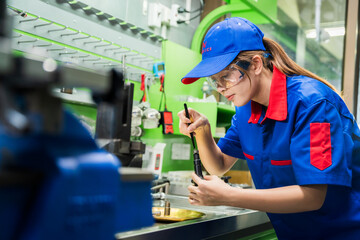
[{"left": 248, "top": 66, "right": 288, "bottom": 124}]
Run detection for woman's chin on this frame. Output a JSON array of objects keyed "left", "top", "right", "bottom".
[{"left": 233, "top": 98, "right": 248, "bottom": 107}]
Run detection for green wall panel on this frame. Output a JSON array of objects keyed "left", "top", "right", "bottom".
[
  {"left": 64, "top": 40, "right": 221, "bottom": 173},
  {"left": 230, "top": 0, "right": 277, "bottom": 24},
  {"left": 162, "top": 40, "right": 204, "bottom": 100}
]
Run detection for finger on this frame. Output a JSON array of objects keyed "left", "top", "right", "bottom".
[
  {"left": 188, "top": 185, "right": 198, "bottom": 193},
  {"left": 203, "top": 175, "right": 212, "bottom": 180},
  {"left": 187, "top": 118, "right": 206, "bottom": 132},
  {"left": 188, "top": 192, "right": 197, "bottom": 199},
  {"left": 178, "top": 114, "right": 192, "bottom": 124},
  {"left": 187, "top": 108, "right": 196, "bottom": 122},
  {"left": 192, "top": 172, "right": 203, "bottom": 186},
  {"left": 188, "top": 197, "right": 200, "bottom": 205},
  {"left": 178, "top": 110, "right": 193, "bottom": 123},
  {"left": 178, "top": 121, "right": 192, "bottom": 137},
  {"left": 204, "top": 175, "right": 218, "bottom": 181},
  {"left": 177, "top": 110, "right": 184, "bottom": 117},
  {"left": 179, "top": 122, "right": 190, "bottom": 134}
]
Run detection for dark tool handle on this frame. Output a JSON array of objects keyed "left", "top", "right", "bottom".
[
  {"left": 184, "top": 103, "right": 196, "bottom": 149},
  {"left": 221, "top": 176, "right": 231, "bottom": 183},
  {"left": 193, "top": 150, "right": 203, "bottom": 179},
  {"left": 184, "top": 103, "right": 203, "bottom": 181}
]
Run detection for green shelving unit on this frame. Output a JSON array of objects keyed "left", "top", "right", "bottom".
[{"left": 217, "top": 103, "right": 235, "bottom": 128}]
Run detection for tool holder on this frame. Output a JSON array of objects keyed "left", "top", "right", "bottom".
[{"left": 9, "top": 0, "right": 163, "bottom": 82}]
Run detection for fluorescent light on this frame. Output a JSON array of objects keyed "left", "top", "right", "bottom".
[{"left": 306, "top": 27, "right": 345, "bottom": 39}]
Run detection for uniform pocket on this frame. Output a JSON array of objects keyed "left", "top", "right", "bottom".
[
  {"left": 271, "top": 159, "right": 292, "bottom": 166},
  {"left": 269, "top": 159, "right": 297, "bottom": 187},
  {"left": 310, "top": 122, "right": 332, "bottom": 170}
]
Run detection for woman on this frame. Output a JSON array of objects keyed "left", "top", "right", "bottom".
[{"left": 178, "top": 17, "right": 360, "bottom": 239}]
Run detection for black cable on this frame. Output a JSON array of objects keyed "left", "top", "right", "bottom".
[
  {"left": 178, "top": 7, "right": 201, "bottom": 13},
  {"left": 158, "top": 90, "right": 164, "bottom": 110},
  {"left": 164, "top": 88, "right": 167, "bottom": 111},
  {"left": 177, "top": 0, "right": 203, "bottom": 24},
  {"left": 177, "top": 13, "right": 202, "bottom": 24},
  {"left": 178, "top": 0, "right": 204, "bottom": 13},
  {"left": 189, "top": 13, "right": 202, "bottom": 21}
]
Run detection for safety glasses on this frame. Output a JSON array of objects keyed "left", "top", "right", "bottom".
[{"left": 207, "top": 61, "right": 247, "bottom": 90}]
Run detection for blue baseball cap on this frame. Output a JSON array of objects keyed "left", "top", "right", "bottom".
[{"left": 182, "top": 17, "right": 266, "bottom": 84}]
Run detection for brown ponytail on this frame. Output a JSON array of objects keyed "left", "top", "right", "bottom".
[{"left": 232, "top": 37, "right": 341, "bottom": 96}]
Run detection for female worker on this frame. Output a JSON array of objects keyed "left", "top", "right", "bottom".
[{"left": 178, "top": 17, "right": 360, "bottom": 239}]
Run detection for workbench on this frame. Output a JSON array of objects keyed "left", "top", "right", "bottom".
[{"left": 115, "top": 194, "right": 271, "bottom": 240}]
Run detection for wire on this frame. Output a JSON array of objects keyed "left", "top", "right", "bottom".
[
  {"left": 177, "top": 13, "right": 201, "bottom": 24},
  {"left": 177, "top": 0, "right": 204, "bottom": 13},
  {"left": 189, "top": 13, "right": 202, "bottom": 21},
  {"left": 178, "top": 7, "right": 200, "bottom": 13},
  {"left": 158, "top": 74, "right": 168, "bottom": 111},
  {"left": 176, "top": 0, "right": 204, "bottom": 24},
  {"left": 158, "top": 85, "right": 167, "bottom": 111}
]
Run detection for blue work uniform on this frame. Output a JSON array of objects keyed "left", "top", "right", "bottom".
[{"left": 217, "top": 66, "right": 360, "bottom": 239}]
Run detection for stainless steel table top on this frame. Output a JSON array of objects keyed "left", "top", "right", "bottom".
[{"left": 115, "top": 194, "right": 269, "bottom": 240}]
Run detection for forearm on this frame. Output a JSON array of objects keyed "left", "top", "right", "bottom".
[
  {"left": 195, "top": 124, "right": 232, "bottom": 175},
  {"left": 225, "top": 184, "right": 327, "bottom": 213}
]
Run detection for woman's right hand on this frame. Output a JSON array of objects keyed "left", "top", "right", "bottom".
[{"left": 177, "top": 108, "right": 210, "bottom": 137}]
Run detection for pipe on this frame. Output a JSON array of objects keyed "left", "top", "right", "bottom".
[
  {"left": 315, "top": 0, "right": 322, "bottom": 42},
  {"left": 151, "top": 182, "right": 170, "bottom": 194}
]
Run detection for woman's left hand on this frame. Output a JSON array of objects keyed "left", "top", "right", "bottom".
[{"left": 188, "top": 172, "right": 233, "bottom": 206}]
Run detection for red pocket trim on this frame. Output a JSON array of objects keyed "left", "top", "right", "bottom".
[
  {"left": 310, "top": 123, "right": 332, "bottom": 170},
  {"left": 271, "top": 160, "right": 292, "bottom": 166},
  {"left": 243, "top": 152, "right": 254, "bottom": 160}
]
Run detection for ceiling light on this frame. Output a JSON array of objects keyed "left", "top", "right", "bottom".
[{"left": 306, "top": 27, "right": 345, "bottom": 39}]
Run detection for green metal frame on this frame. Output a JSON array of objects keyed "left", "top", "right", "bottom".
[
  {"left": 191, "top": 0, "right": 339, "bottom": 62},
  {"left": 191, "top": 1, "right": 279, "bottom": 53},
  {"left": 191, "top": 3, "right": 250, "bottom": 52}
]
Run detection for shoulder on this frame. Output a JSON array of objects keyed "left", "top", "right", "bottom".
[
  {"left": 286, "top": 75, "right": 340, "bottom": 107},
  {"left": 286, "top": 75, "right": 353, "bottom": 120}
]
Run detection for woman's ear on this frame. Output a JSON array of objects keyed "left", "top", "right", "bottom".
[{"left": 251, "top": 55, "right": 263, "bottom": 75}]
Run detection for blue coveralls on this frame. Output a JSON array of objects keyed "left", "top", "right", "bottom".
[{"left": 217, "top": 66, "right": 360, "bottom": 239}]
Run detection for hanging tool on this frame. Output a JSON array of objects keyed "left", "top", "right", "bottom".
[
  {"left": 184, "top": 103, "right": 203, "bottom": 179},
  {"left": 158, "top": 73, "right": 174, "bottom": 134},
  {"left": 139, "top": 73, "right": 146, "bottom": 103}
]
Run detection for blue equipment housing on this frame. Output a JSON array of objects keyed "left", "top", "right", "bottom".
[
  {"left": 0, "top": 111, "right": 153, "bottom": 240},
  {"left": 153, "top": 62, "right": 165, "bottom": 78}
]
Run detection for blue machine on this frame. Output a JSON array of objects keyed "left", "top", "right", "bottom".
[
  {"left": 0, "top": 64, "right": 153, "bottom": 240},
  {"left": 0, "top": 111, "right": 122, "bottom": 239},
  {"left": 0, "top": 4, "right": 153, "bottom": 237}
]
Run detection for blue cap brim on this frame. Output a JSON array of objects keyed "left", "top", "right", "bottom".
[{"left": 181, "top": 51, "right": 239, "bottom": 84}]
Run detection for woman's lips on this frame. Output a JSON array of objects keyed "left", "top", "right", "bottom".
[{"left": 226, "top": 94, "right": 235, "bottom": 101}]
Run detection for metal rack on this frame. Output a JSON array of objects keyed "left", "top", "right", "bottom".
[
  {"left": 60, "top": 0, "right": 164, "bottom": 42},
  {"left": 9, "top": 1, "right": 162, "bottom": 83}
]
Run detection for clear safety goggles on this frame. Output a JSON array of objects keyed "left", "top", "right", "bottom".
[{"left": 206, "top": 63, "right": 246, "bottom": 90}]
